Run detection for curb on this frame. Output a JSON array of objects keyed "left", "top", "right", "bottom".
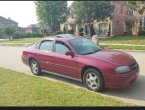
[
  {"left": 100, "top": 43, "right": 145, "bottom": 47},
  {"left": 114, "top": 49, "right": 145, "bottom": 52}
]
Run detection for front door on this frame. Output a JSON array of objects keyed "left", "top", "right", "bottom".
[{"left": 53, "top": 41, "right": 80, "bottom": 79}]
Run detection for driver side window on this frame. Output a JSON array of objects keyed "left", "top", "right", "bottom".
[{"left": 55, "top": 41, "right": 70, "bottom": 55}]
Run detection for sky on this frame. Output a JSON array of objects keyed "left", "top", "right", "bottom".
[{"left": 0, "top": 1, "right": 73, "bottom": 28}]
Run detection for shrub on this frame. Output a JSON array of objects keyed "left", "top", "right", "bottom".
[
  {"left": 66, "top": 29, "right": 74, "bottom": 34},
  {"left": 79, "top": 28, "right": 84, "bottom": 36},
  {"left": 138, "top": 30, "right": 145, "bottom": 36},
  {"left": 90, "top": 24, "right": 96, "bottom": 36},
  {"left": 80, "top": 33, "right": 84, "bottom": 36},
  {"left": 13, "top": 32, "right": 42, "bottom": 39},
  {"left": 79, "top": 28, "right": 84, "bottom": 33},
  {"left": 56, "top": 31, "right": 65, "bottom": 35}
]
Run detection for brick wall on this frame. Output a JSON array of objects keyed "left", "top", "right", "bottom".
[{"left": 112, "top": 1, "right": 135, "bottom": 35}]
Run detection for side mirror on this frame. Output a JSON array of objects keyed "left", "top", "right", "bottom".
[{"left": 65, "top": 51, "right": 74, "bottom": 57}]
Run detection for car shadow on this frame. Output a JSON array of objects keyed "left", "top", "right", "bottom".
[
  {"left": 40, "top": 72, "right": 145, "bottom": 103},
  {"left": 40, "top": 72, "right": 84, "bottom": 88}
]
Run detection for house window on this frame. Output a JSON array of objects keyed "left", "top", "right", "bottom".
[
  {"left": 139, "top": 17, "right": 143, "bottom": 30},
  {"left": 144, "top": 17, "right": 145, "bottom": 30},
  {"left": 84, "top": 25, "right": 88, "bottom": 34},
  {"left": 128, "top": 9, "right": 133, "bottom": 16},
  {"left": 121, "top": 5, "right": 123, "bottom": 14},
  {"left": 99, "top": 23, "right": 109, "bottom": 35},
  {"left": 123, "top": 22, "right": 127, "bottom": 32}
]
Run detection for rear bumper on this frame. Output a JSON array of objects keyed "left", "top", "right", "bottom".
[
  {"left": 22, "top": 55, "right": 29, "bottom": 66},
  {"left": 104, "top": 69, "right": 139, "bottom": 89}
]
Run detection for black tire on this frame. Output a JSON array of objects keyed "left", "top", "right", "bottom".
[
  {"left": 83, "top": 68, "right": 104, "bottom": 92},
  {"left": 29, "top": 59, "right": 41, "bottom": 75}
]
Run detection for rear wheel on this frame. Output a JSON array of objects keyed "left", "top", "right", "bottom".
[
  {"left": 30, "top": 59, "right": 41, "bottom": 75},
  {"left": 83, "top": 68, "right": 104, "bottom": 92}
]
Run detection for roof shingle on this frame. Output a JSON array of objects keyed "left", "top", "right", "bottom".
[{"left": 0, "top": 16, "right": 18, "bottom": 24}]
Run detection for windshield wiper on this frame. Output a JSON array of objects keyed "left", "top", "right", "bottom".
[
  {"left": 83, "top": 49, "right": 101, "bottom": 55},
  {"left": 83, "top": 52, "right": 96, "bottom": 55}
]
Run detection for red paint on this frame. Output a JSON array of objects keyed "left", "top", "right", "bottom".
[{"left": 22, "top": 36, "right": 139, "bottom": 89}]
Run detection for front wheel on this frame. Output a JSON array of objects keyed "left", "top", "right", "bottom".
[
  {"left": 30, "top": 59, "right": 41, "bottom": 75},
  {"left": 83, "top": 68, "right": 104, "bottom": 92}
]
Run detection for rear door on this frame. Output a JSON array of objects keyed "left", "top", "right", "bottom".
[{"left": 35, "top": 40, "right": 54, "bottom": 72}]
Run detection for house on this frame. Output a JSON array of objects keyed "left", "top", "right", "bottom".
[
  {"left": 25, "top": 24, "right": 41, "bottom": 34},
  {"left": 0, "top": 16, "right": 18, "bottom": 30},
  {"left": 132, "top": 1, "right": 145, "bottom": 35},
  {"left": 17, "top": 27, "right": 26, "bottom": 34},
  {"left": 26, "top": 23, "right": 52, "bottom": 36},
  {"left": 61, "top": 1, "right": 135, "bottom": 37},
  {"left": 0, "top": 16, "right": 18, "bottom": 38}
]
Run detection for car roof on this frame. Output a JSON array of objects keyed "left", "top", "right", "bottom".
[{"left": 42, "top": 34, "right": 79, "bottom": 42}]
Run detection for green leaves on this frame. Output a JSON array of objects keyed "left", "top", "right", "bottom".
[
  {"left": 125, "top": 19, "right": 134, "bottom": 29},
  {"left": 125, "top": 1, "right": 145, "bottom": 15},
  {"left": 3, "top": 28, "right": 15, "bottom": 36},
  {"left": 35, "top": 1, "right": 67, "bottom": 31},
  {"left": 72, "top": 1, "right": 114, "bottom": 24}
]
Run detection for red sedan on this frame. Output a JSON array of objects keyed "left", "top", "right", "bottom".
[{"left": 22, "top": 34, "right": 139, "bottom": 92}]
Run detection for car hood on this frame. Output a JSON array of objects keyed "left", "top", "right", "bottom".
[{"left": 85, "top": 49, "right": 135, "bottom": 66}]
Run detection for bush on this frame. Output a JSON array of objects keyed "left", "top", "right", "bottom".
[
  {"left": 138, "top": 30, "right": 145, "bottom": 36},
  {"left": 79, "top": 28, "right": 84, "bottom": 33},
  {"left": 66, "top": 29, "right": 74, "bottom": 34},
  {"left": 79, "top": 28, "right": 84, "bottom": 36},
  {"left": 55, "top": 31, "right": 65, "bottom": 35},
  {"left": 13, "top": 32, "right": 42, "bottom": 39}
]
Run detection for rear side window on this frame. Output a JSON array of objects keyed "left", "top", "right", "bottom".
[{"left": 39, "top": 40, "right": 53, "bottom": 51}]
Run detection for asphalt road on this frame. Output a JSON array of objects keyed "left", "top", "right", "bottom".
[{"left": 0, "top": 46, "right": 145, "bottom": 106}]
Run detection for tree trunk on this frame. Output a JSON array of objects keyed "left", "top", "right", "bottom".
[{"left": 9, "top": 36, "right": 13, "bottom": 41}]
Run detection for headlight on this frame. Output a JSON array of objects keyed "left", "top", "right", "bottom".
[{"left": 115, "top": 66, "right": 131, "bottom": 74}]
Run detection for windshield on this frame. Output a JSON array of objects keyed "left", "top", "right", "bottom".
[{"left": 69, "top": 38, "right": 102, "bottom": 55}]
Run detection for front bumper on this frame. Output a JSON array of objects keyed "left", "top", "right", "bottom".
[{"left": 104, "top": 68, "right": 139, "bottom": 89}]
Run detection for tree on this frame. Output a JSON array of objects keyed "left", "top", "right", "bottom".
[
  {"left": 35, "top": 1, "right": 67, "bottom": 34},
  {"left": 72, "top": 1, "right": 114, "bottom": 37},
  {"left": 0, "top": 28, "right": 4, "bottom": 39},
  {"left": 124, "top": 1, "right": 145, "bottom": 15},
  {"left": 125, "top": 19, "right": 135, "bottom": 35},
  {"left": 3, "top": 27, "right": 15, "bottom": 40}
]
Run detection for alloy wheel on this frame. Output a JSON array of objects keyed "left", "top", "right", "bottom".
[{"left": 85, "top": 72, "right": 100, "bottom": 90}]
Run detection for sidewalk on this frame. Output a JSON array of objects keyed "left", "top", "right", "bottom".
[{"left": 100, "top": 43, "right": 145, "bottom": 47}]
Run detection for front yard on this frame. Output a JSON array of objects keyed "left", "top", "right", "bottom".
[
  {"left": 0, "top": 67, "right": 136, "bottom": 106},
  {"left": 0, "top": 38, "right": 41, "bottom": 44},
  {"left": 0, "top": 35, "right": 145, "bottom": 50},
  {"left": 99, "top": 35, "right": 145, "bottom": 45}
]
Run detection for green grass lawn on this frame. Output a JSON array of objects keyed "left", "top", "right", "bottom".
[
  {"left": 0, "top": 67, "right": 137, "bottom": 106},
  {"left": 101, "top": 45, "right": 145, "bottom": 50},
  {"left": 0, "top": 44, "right": 25, "bottom": 47},
  {"left": 0, "top": 38, "right": 41, "bottom": 43},
  {"left": 100, "top": 35, "right": 145, "bottom": 45}
]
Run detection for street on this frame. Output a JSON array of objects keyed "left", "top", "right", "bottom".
[{"left": 0, "top": 46, "right": 145, "bottom": 106}]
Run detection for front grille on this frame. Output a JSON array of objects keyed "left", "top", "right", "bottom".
[{"left": 129, "top": 62, "right": 138, "bottom": 71}]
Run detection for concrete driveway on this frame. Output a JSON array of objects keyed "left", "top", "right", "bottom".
[{"left": 0, "top": 46, "right": 145, "bottom": 106}]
